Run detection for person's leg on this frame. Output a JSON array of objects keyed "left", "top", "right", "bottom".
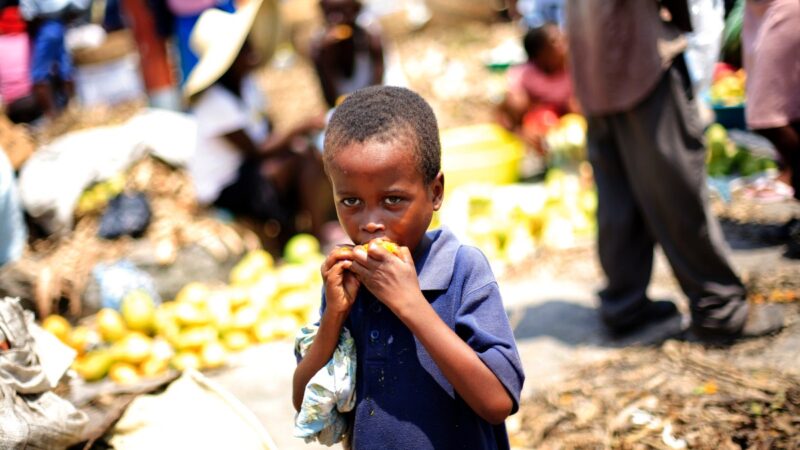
[
  {"left": 587, "top": 114, "right": 670, "bottom": 332},
  {"left": 609, "top": 56, "right": 748, "bottom": 335},
  {"left": 30, "top": 20, "right": 62, "bottom": 118},
  {"left": 755, "top": 124, "right": 800, "bottom": 201},
  {"left": 57, "top": 29, "right": 75, "bottom": 108}
]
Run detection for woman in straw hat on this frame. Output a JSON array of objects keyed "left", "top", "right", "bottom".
[{"left": 184, "top": 0, "right": 332, "bottom": 249}]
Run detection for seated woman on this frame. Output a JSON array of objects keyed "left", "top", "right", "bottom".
[
  {"left": 184, "top": 2, "right": 332, "bottom": 251},
  {"left": 497, "top": 23, "right": 578, "bottom": 148},
  {"left": 309, "top": 0, "right": 384, "bottom": 108}
]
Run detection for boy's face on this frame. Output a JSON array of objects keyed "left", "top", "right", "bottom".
[{"left": 327, "top": 138, "right": 444, "bottom": 254}]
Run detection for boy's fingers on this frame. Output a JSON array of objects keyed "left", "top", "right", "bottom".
[
  {"left": 322, "top": 246, "right": 355, "bottom": 273},
  {"left": 346, "top": 259, "right": 370, "bottom": 281},
  {"left": 398, "top": 246, "right": 414, "bottom": 265},
  {"left": 366, "top": 242, "right": 391, "bottom": 262}
]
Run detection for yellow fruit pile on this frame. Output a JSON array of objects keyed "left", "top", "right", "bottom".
[
  {"left": 710, "top": 69, "right": 746, "bottom": 107},
  {"left": 41, "top": 237, "right": 324, "bottom": 385},
  {"left": 440, "top": 165, "right": 597, "bottom": 269}
]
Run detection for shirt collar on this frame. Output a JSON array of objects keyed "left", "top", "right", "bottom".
[{"left": 414, "top": 227, "right": 460, "bottom": 291}]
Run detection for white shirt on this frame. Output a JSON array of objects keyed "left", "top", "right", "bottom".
[
  {"left": 19, "top": 0, "right": 90, "bottom": 20},
  {"left": 189, "top": 76, "right": 269, "bottom": 204}
]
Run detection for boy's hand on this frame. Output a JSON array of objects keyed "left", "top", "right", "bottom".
[
  {"left": 348, "top": 241, "right": 420, "bottom": 315},
  {"left": 322, "top": 246, "right": 361, "bottom": 315}
]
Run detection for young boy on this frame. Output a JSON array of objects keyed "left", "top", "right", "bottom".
[{"left": 292, "top": 86, "right": 525, "bottom": 449}]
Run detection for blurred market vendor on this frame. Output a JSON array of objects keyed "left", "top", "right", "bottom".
[
  {"left": 167, "top": 0, "right": 235, "bottom": 82},
  {"left": 184, "top": 0, "right": 332, "bottom": 249},
  {"left": 742, "top": 0, "right": 800, "bottom": 257},
  {"left": 19, "top": 0, "right": 88, "bottom": 118},
  {"left": 565, "top": 0, "right": 783, "bottom": 342},
  {"left": 310, "top": 0, "right": 384, "bottom": 108},
  {"left": 0, "top": 2, "right": 43, "bottom": 123}
]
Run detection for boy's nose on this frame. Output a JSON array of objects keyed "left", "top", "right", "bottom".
[{"left": 361, "top": 221, "right": 385, "bottom": 235}]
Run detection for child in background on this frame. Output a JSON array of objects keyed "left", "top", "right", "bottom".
[
  {"left": 19, "top": 0, "right": 87, "bottom": 118},
  {"left": 293, "top": 86, "right": 525, "bottom": 449},
  {"left": 310, "top": 0, "right": 384, "bottom": 108},
  {"left": 497, "top": 23, "right": 577, "bottom": 149},
  {"left": 184, "top": 2, "right": 332, "bottom": 252}
]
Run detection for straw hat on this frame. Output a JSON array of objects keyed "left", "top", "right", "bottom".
[{"left": 183, "top": 0, "right": 279, "bottom": 99}]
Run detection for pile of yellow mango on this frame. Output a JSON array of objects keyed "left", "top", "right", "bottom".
[{"left": 41, "top": 234, "right": 325, "bottom": 385}]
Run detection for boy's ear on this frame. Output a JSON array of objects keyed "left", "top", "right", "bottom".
[{"left": 430, "top": 172, "right": 444, "bottom": 211}]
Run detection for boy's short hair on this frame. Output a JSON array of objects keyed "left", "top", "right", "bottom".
[
  {"left": 523, "top": 23, "right": 556, "bottom": 60},
  {"left": 323, "top": 86, "right": 441, "bottom": 184}
]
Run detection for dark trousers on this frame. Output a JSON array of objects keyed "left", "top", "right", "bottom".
[{"left": 587, "top": 57, "right": 748, "bottom": 334}]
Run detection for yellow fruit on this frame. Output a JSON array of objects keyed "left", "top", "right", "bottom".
[
  {"left": 68, "top": 325, "right": 101, "bottom": 354},
  {"left": 150, "top": 338, "right": 175, "bottom": 361},
  {"left": 276, "top": 290, "right": 315, "bottom": 315},
  {"left": 272, "top": 316, "right": 300, "bottom": 340},
  {"left": 230, "top": 249, "right": 274, "bottom": 286},
  {"left": 225, "top": 286, "right": 252, "bottom": 308},
  {"left": 171, "top": 352, "right": 201, "bottom": 371},
  {"left": 174, "top": 302, "right": 211, "bottom": 326},
  {"left": 247, "top": 275, "right": 278, "bottom": 310},
  {"left": 109, "top": 362, "right": 140, "bottom": 385},
  {"left": 97, "top": 309, "right": 127, "bottom": 343},
  {"left": 222, "top": 330, "right": 251, "bottom": 352},
  {"left": 112, "top": 332, "right": 153, "bottom": 364},
  {"left": 253, "top": 319, "right": 277, "bottom": 343},
  {"left": 121, "top": 290, "right": 156, "bottom": 333},
  {"left": 283, "top": 234, "right": 321, "bottom": 264},
  {"left": 140, "top": 356, "right": 170, "bottom": 378},
  {"left": 206, "top": 292, "right": 233, "bottom": 331},
  {"left": 559, "top": 113, "right": 587, "bottom": 132},
  {"left": 153, "top": 303, "right": 177, "bottom": 336},
  {"left": 175, "top": 282, "right": 210, "bottom": 305},
  {"left": 200, "top": 342, "right": 228, "bottom": 369},
  {"left": 359, "top": 238, "right": 399, "bottom": 255},
  {"left": 42, "top": 315, "right": 71, "bottom": 342},
  {"left": 277, "top": 264, "right": 313, "bottom": 291},
  {"left": 73, "top": 349, "right": 114, "bottom": 382},
  {"left": 231, "top": 305, "right": 259, "bottom": 330},
  {"left": 175, "top": 326, "right": 218, "bottom": 351}
]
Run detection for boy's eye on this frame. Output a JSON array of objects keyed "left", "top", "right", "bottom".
[
  {"left": 341, "top": 198, "right": 360, "bottom": 207},
  {"left": 384, "top": 196, "right": 403, "bottom": 205}
]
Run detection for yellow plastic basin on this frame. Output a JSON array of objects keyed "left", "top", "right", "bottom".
[{"left": 440, "top": 124, "right": 523, "bottom": 193}]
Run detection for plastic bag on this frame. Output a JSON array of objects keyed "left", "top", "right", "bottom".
[
  {"left": 98, "top": 192, "right": 151, "bottom": 239},
  {"left": 0, "top": 297, "right": 88, "bottom": 449}
]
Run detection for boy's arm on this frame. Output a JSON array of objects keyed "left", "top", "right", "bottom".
[
  {"left": 394, "top": 293, "right": 514, "bottom": 424},
  {"left": 292, "top": 308, "right": 348, "bottom": 411},
  {"left": 293, "top": 250, "right": 360, "bottom": 411}
]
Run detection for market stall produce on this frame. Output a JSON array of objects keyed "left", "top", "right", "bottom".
[{"left": 39, "top": 234, "right": 323, "bottom": 385}]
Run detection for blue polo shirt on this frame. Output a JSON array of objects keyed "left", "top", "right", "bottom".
[{"left": 317, "top": 227, "right": 525, "bottom": 449}]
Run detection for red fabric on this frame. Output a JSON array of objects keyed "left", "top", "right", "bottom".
[{"left": 0, "top": 7, "right": 26, "bottom": 35}]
